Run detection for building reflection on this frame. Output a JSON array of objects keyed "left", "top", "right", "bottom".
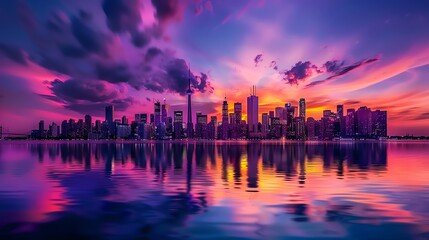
[{"left": 27, "top": 141, "right": 388, "bottom": 189}]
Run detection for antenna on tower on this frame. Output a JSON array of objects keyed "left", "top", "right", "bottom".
[{"left": 188, "top": 62, "right": 191, "bottom": 90}]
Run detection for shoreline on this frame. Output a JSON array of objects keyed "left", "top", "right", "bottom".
[{"left": 1, "top": 139, "right": 428, "bottom": 143}]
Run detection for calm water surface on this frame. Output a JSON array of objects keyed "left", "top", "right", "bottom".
[{"left": 0, "top": 141, "right": 429, "bottom": 240}]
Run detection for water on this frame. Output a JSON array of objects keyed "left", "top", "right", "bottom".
[{"left": 0, "top": 141, "right": 429, "bottom": 240}]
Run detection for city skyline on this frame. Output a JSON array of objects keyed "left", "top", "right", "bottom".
[
  {"left": 8, "top": 89, "right": 391, "bottom": 140},
  {"left": 1, "top": 0, "right": 429, "bottom": 135}
]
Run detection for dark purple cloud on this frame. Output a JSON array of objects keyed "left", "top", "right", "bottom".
[
  {"left": 102, "top": 0, "right": 150, "bottom": 48},
  {"left": 71, "top": 16, "right": 111, "bottom": 58},
  {"left": 270, "top": 60, "right": 278, "bottom": 71},
  {"left": 344, "top": 100, "right": 361, "bottom": 105},
  {"left": 323, "top": 60, "right": 345, "bottom": 73},
  {"left": 413, "top": 113, "right": 429, "bottom": 120},
  {"left": 49, "top": 79, "right": 119, "bottom": 103},
  {"left": 304, "top": 56, "right": 380, "bottom": 88},
  {"left": 0, "top": 43, "right": 28, "bottom": 65},
  {"left": 151, "top": 0, "right": 182, "bottom": 26},
  {"left": 6, "top": 0, "right": 212, "bottom": 116},
  {"left": 45, "top": 79, "right": 135, "bottom": 114},
  {"left": 254, "top": 54, "right": 263, "bottom": 66},
  {"left": 102, "top": 0, "right": 141, "bottom": 33},
  {"left": 96, "top": 62, "right": 133, "bottom": 84},
  {"left": 281, "top": 61, "right": 319, "bottom": 85},
  {"left": 140, "top": 53, "right": 214, "bottom": 95}
]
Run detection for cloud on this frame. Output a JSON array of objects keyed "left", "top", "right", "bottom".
[
  {"left": 305, "top": 56, "right": 380, "bottom": 88},
  {"left": 270, "top": 60, "right": 278, "bottom": 71},
  {"left": 413, "top": 112, "right": 429, "bottom": 120},
  {"left": 151, "top": 0, "right": 183, "bottom": 27},
  {"left": 281, "top": 61, "right": 319, "bottom": 85},
  {"left": 102, "top": 0, "right": 142, "bottom": 33},
  {"left": 71, "top": 16, "right": 111, "bottom": 57},
  {"left": 64, "top": 97, "right": 134, "bottom": 115},
  {"left": 254, "top": 54, "right": 263, "bottom": 67},
  {"left": 96, "top": 62, "right": 133, "bottom": 84},
  {"left": 45, "top": 78, "right": 135, "bottom": 115},
  {"left": 323, "top": 60, "right": 345, "bottom": 73},
  {"left": 59, "top": 44, "right": 88, "bottom": 58},
  {"left": 344, "top": 100, "right": 361, "bottom": 105},
  {"left": 194, "top": 0, "right": 214, "bottom": 16},
  {"left": 46, "top": 10, "right": 69, "bottom": 33},
  {"left": 49, "top": 79, "right": 119, "bottom": 103},
  {"left": 0, "top": 43, "right": 28, "bottom": 65},
  {"left": 140, "top": 55, "right": 213, "bottom": 95},
  {"left": 102, "top": 0, "right": 150, "bottom": 48},
  {"left": 8, "top": 0, "right": 212, "bottom": 116}
]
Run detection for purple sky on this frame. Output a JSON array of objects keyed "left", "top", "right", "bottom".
[{"left": 1, "top": 0, "right": 429, "bottom": 135}]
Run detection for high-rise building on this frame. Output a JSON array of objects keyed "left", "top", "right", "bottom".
[
  {"left": 154, "top": 101, "right": 161, "bottom": 125},
  {"left": 161, "top": 98, "right": 168, "bottom": 123},
  {"left": 208, "top": 116, "right": 217, "bottom": 140},
  {"left": 372, "top": 110, "right": 387, "bottom": 138},
  {"left": 84, "top": 115, "right": 92, "bottom": 130},
  {"left": 285, "top": 103, "right": 295, "bottom": 138},
  {"left": 221, "top": 96, "right": 229, "bottom": 139},
  {"left": 356, "top": 106, "right": 372, "bottom": 137},
  {"left": 337, "top": 105, "right": 344, "bottom": 118},
  {"left": 247, "top": 85, "right": 259, "bottom": 133},
  {"left": 38, "top": 120, "right": 46, "bottom": 138},
  {"left": 275, "top": 107, "right": 285, "bottom": 121},
  {"left": 105, "top": 105, "right": 114, "bottom": 138},
  {"left": 262, "top": 113, "right": 269, "bottom": 127},
  {"left": 173, "top": 111, "right": 183, "bottom": 139},
  {"left": 196, "top": 112, "right": 208, "bottom": 139},
  {"left": 345, "top": 109, "right": 356, "bottom": 137},
  {"left": 105, "top": 105, "right": 114, "bottom": 123},
  {"left": 234, "top": 102, "right": 242, "bottom": 124},
  {"left": 121, "top": 116, "right": 128, "bottom": 125},
  {"left": 229, "top": 113, "right": 235, "bottom": 125},
  {"left": 48, "top": 122, "right": 59, "bottom": 138},
  {"left": 187, "top": 67, "right": 193, "bottom": 139},
  {"left": 299, "top": 98, "right": 306, "bottom": 120},
  {"left": 135, "top": 113, "right": 147, "bottom": 123},
  {"left": 307, "top": 117, "right": 316, "bottom": 140}
]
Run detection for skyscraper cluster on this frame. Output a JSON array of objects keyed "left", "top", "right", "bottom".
[{"left": 27, "top": 84, "right": 387, "bottom": 140}]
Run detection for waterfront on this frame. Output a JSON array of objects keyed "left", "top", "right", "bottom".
[{"left": 0, "top": 141, "right": 429, "bottom": 239}]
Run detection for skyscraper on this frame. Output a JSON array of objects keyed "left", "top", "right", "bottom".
[
  {"left": 337, "top": 105, "right": 344, "bottom": 118},
  {"left": 247, "top": 85, "right": 259, "bottom": 133},
  {"left": 161, "top": 98, "right": 168, "bottom": 123},
  {"left": 105, "top": 105, "right": 114, "bottom": 138},
  {"left": 221, "top": 96, "right": 229, "bottom": 139},
  {"left": 154, "top": 101, "right": 161, "bottom": 125},
  {"left": 187, "top": 66, "right": 194, "bottom": 139},
  {"left": 196, "top": 112, "right": 208, "bottom": 139},
  {"left": 39, "top": 120, "right": 45, "bottom": 138},
  {"left": 105, "top": 105, "right": 114, "bottom": 123},
  {"left": 299, "top": 98, "right": 306, "bottom": 120},
  {"left": 356, "top": 106, "right": 372, "bottom": 137},
  {"left": 372, "top": 110, "right": 387, "bottom": 138},
  {"left": 234, "top": 102, "right": 242, "bottom": 124},
  {"left": 174, "top": 111, "right": 183, "bottom": 139}
]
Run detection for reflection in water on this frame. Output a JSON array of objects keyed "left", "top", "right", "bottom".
[{"left": 1, "top": 141, "right": 429, "bottom": 239}]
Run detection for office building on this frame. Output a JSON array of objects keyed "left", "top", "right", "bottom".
[{"left": 247, "top": 86, "right": 259, "bottom": 133}]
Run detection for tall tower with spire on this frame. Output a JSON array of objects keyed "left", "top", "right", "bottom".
[
  {"left": 221, "top": 95, "right": 229, "bottom": 140},
  {"left": 186, "top": 65, "right": 194, "bottom": 139},
  {"left": 247, "top": 85, "right": 259, "bottom": 134}
]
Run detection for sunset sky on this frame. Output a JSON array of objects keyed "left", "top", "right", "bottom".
[{"left": 1, "top": 0, "right": 429, "bottom": 135}]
